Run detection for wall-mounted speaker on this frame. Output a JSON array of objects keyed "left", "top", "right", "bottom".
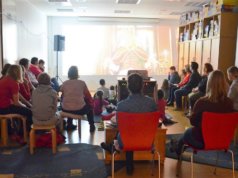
[{"left": 54, "top": 35, "right": 65, "bottom": 51}]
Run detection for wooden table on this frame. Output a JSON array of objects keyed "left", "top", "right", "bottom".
[{"left": 104, "top": 121, "right": 167, "bottom": 164}]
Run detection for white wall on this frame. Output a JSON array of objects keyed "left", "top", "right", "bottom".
[{"left": 2, "top": 0, "right": 47, "bottom": 64}]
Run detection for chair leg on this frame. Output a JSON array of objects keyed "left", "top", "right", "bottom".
[
  {"left": 151, "top": 151, "right": 155, "bottom": 176},
  {"left": 112, "top": 151, "right": 117, "bottom": 178},
  {"left": 156, "top": 151, "right": 161, "bottom": 178},
  {"left": 1, "top": 119, "right": 8, "bottom": 146},
  {"left": 191, "top": 153, "right": 194, "bottom": 178},
  {"left": 228, "top": 150, "right": 235, "bottom": 178},
  {"left": 78, "top": 119, "right": 81, "bottom": 138},
  {"left": 51, "top": 128, "right": 57, "bottom": 154},
  {"left": 213, "top": 151, "right": 219, "bottom": 175},
  {"left": 21, "top": 117, "right": 27, "bottom": 143},
  {"left": 29, "top": 129, "right": 35, "bottom": 154}
]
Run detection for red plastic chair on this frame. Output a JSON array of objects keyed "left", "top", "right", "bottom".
[
  {"left": 112, "top": 111, "right": 160, "bottom": 178},
  {"left": 180, "top": 112, "right": 238, "bottom": 178}
]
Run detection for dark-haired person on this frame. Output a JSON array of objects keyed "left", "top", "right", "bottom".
[
  {"left": 97, "top": 79, "right": 109, "bottom": 99},
  {"left": 60, "top": 66, "right": 95, "bottom": 132},
  {"left": 101, "top": 73, "right": 157, "bottom": 175},
  {"left": 29, "top": 57, "right": 42, "bottom": 78},
  {"left": 187, "top": 63, "right": 213, "bottom": 112},
  {"left": 168, "top": 66, "right": 180, "bottom": 86},
  {"left": 227, "top": 66, "right": 238, "bottom": 111},
  {"left": 167, "top": 65, "right": 191, "bottom": 106},
  {"left": 38, "top": 59, "right": 45, "bottom": 72},
  {"left": 170, "top": 70, "right": 233, "bottom": 156},
  {"left": 0, "top": 65, "right": 32, "bottom": 132},
  {"left": 0, "top": 63, "right": 11, "bottom": 80},
  {"left": 174, "top": 62, "right": 201, "bottom": 110}
]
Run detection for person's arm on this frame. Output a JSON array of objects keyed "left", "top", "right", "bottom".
[
  {"left": 12, "top": 93, "right": 26, "bottom": 107},
  {"left": 189, "top": 99, "right": 204, "bottom": 127},
  {"left": 228, "top": 83, "right": 238, "bottom": 101},
  {"left": 84, "top": 85, "right": 94, "bottom": 108}
]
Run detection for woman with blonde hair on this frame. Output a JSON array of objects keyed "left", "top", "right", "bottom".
[
  {"left": 170, "top": 70, "right": 233, "bottom": 156},
  {"left": 0, "top": 65, "right": 32, "bottom": 132}
]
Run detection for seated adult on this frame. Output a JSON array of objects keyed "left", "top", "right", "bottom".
[
  {"left": 19, "top": 58, "right": 38, "bottom": 88},
  {"left": 187, "top": 63, "right": 213, "bottom": 111},
  {"left": 167, "top": 65, "right": 191, "bottom": 106},
  {"left": 38, "top": 59, "right": 45, "bottom": 72},
  {"left": 60, "top": 66, "right": 95, "bottom": 132},
  {"left": 0, "top": 63, "right": 11, "bottom": 80},
  {"left": 174, "top": 62, "right": 201, "bottom": 110},
  {"left": 0, "top": 65, "right": 32, "bottom": 132},
  {"left": 170, "top": 70, "right": 233, "bottom": 156},
  {"left": 227, "top": 66, "right": 238, "bottom": 111},
  {"left": 168, "top": 66, "right": 180, "bottom": 87},
  {"left": 101, "top": 73, "right": 157, "bottom": 175},
  {"left": 29, "top": 57, "right": 42, "bottom": 78}
]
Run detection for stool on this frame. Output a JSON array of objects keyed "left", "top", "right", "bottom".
[
  {"left": 59, "top": 112, "right": 83, "bottom": 136},
  {"left": 0, "top": 114, "right": 27, "bottom": 146},
  {"left": 29, "top": 124, "right": 57, "bottom": 154}
]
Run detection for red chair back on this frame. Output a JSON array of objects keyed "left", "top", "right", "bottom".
[
  {"left": 117, "top": 111, "right": 160, "bottom": 151},
  {"left": 202, "top": 112, "right": 238, "bottom": 150}
]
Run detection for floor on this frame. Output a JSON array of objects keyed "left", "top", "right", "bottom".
[{"left": 63, "top": 107, "right": 238, "bottom": 178}]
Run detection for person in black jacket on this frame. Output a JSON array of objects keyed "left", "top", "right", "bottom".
[
  {"left": 174, "top": 62, "right": 201, "bottom": 110},
  {"left": 188, "top": 63, "right": 213, "bottom": 110}
]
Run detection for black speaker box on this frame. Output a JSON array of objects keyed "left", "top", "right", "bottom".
[{"left": 54, "top": 35, "right": 65, "bottom": 51}]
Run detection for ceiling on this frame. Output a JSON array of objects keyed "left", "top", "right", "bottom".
[{"left": 26, "top": 0, "right": 209, "bottom": 20}]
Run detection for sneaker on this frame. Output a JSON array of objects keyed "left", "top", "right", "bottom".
[
  {"left": 66, "top": 124, "right": 77, "bottom": 131},
  {"left": 100, "top": 142, "right": 115, "bottom": 154},
  {"left": 126, "top": 166, "right": 134, "bottom": 175},
  {"left": 169, "top": 139, "right": 178, "bottom": 153},
  {"left": 90, "top": 124, "right": 95, "bottom": 132}
]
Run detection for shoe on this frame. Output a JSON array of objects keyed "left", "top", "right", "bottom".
[
  {"left": 66, "top": 124, "right": 77, "bottom": 131},
  {"left": 100, "top": 142, "right": 116, "bottom": 154},
  {"left": 126, "top": 166, "right": 134, "bottom": 175},
  {"left": 167, "top": 102, "right": 174, "bottom": 106},
  {"left": 90, "top": 124, "right": 96, "bottom": 132}
]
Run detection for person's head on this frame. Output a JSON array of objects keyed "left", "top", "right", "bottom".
[
  {"left": 1, "top": 63, "right": 11, "bottom": 76},
  {"left": 157, "top": 89, "right": 164, "bottom": 100},
  {"left": 39, "top": 59, "right": 45, "bottom": 66},
  {"left": 161, "top": 79, "right": 169, "bottom": 90},
  {"left": 31, "top": 57, "right": 38, "bottom": 65},
  {"left": 190, "top": 62, "right": 199, "bottom": 72},
  {"left": 99, "top": 79, "right": 105, "bottom": 86},
  {"left": 19, "top": 58, "right": 29, "bottom": 69},
  {"left": 96, "top": 90, "right": 104, "bottom": 99},
  {"left": 68, "top": 66, "right": 79, "bottom": 80},
  {"left": 227, "top": 66, "right": 238, "bottom": 81},
  {"left": 206, "top": 70, "right": 228, "bottom": 102},
  {"left": 7, "top": 65, "right": 23, "bottom": 82},
  {"left": 37, "top": 72, "right": 51, "bottom": 85},
  {"left": 127, "top": 73, "right": 143, "bottom": 94},
  {"left": 203, "top": 63, "right": 213, "bottom": 75},
  {"left": 169, "top": 66, "right": 176, "bottom": 73},
  {"left": 181, "top": 69, "right": 186, "bottom": 77},
  {"left": 110, "top": 85, "right": 115, "bottom": 90}
]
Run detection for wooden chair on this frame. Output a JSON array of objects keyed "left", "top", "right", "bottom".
[
  {"left": 112, "top": 111, "right": 160, "bottom": 178},
  {"left": 180, "top": 112, "right": 238, "bottom": 178},
  {"left": 0, "top": 114, "right": 27, "bottom": 146},
  {"left": 59, "top": 111, "right": 83, "bottom": 135},
  {"left": 29, "top": 124, "right": 57, "bottom": 154}
]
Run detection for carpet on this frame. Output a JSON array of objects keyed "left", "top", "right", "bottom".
[
  {"left": 166, "top": 134, "right": 238, "bottom": 169},
  {"left": 0, "top": 144, "right": 108, "bottom": 178}
]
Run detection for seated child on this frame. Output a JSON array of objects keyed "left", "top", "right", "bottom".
[
  {"left": 93, "top": 90, "right": 109, "bottom": 116},
  {"left": 157, "top": 89, "right": 166, "bottom": 123},
  {"left": 97, "top": 79, "right": 109, "bottom": 99},
  {"left": 108, "top": 85, "right": 117, "bottom": 105},
  {"left": 32, "top": 73, "right": 61, "bottom": 128}
]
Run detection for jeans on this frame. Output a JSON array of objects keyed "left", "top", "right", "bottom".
[
  {"left": 177, "top": 128, "right": 204, "bottom": 154},
  {"left": 167, "top": 86, "right": 179, "bottom": 103},
  {"left": 62, "top": 104, "right": 94, "bottom": 126},
  {"left": 117, "top": 133, "right": 133, "bottom": 170},
  {"left": 188, "top": 91, "right": 204, "bottom": 109},
  {"left": 174, "top": 88, "right": 191, "bottom": 108}
]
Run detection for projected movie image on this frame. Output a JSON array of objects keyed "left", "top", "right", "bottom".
[{"left": 62, "top": 25, "right": 172, "bottom": 76}]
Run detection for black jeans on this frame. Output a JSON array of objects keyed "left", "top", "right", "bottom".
[
  {"left": 0, "top": 105, "right": 32, "bottom": 132},
  {"left": 62, "top": 104, "right": 94, "bottom": 126}
]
